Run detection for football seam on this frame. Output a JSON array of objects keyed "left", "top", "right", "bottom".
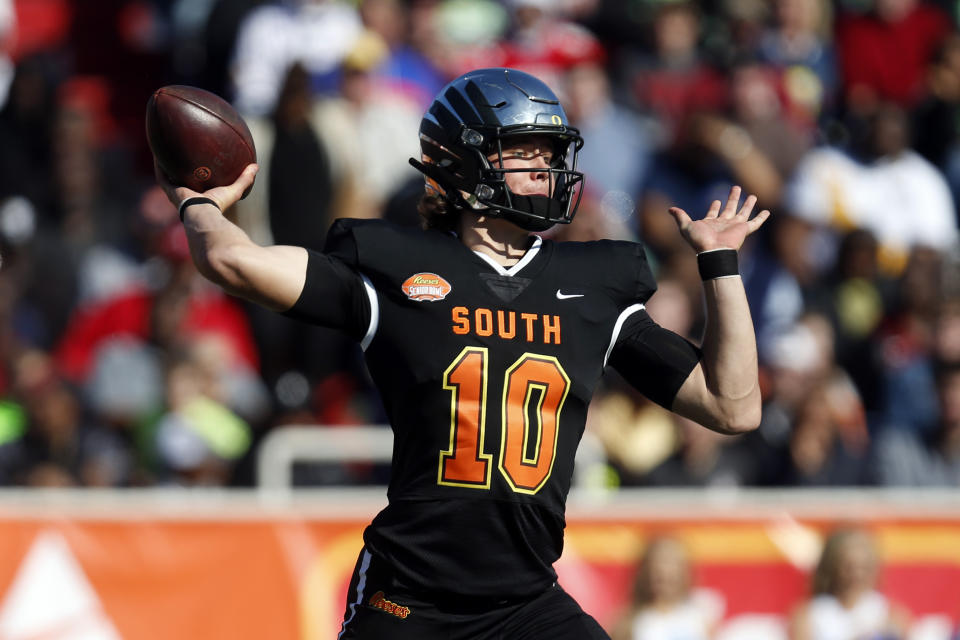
[{"left": 158, "top": 89, "right": 256, "bottom": 160}]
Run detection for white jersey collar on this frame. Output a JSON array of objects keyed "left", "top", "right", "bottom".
[{"left": 472, "top": 235, "right": 542, "bottom": 277}]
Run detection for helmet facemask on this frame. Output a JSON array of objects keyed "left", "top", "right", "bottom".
[{"left": 476, "top": 129, "right": 584, "bottom": 232}]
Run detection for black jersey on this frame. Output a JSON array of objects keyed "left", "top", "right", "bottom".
[{"left": 288, "top": 218, "right": 700, "bottom": 600}]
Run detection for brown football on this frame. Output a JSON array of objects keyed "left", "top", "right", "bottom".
[{"left": 145, "top": 85, "right": 256, "bottom": 196}]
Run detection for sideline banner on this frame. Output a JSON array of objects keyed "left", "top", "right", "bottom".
[{"left": 0, "top": 494, "right": 957, "bottom": 639}]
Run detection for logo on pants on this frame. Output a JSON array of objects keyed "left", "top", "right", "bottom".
[{"left": 368, "top": 591, "right": 411, "bottom": 619}]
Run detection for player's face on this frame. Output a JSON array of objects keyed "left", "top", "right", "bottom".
[{"left": 488, "top": 136, "right": 555, "bottom": 198}]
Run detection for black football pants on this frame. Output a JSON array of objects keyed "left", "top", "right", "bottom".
[{"left": 337, "top": 547, "right": 611, "bottom": 640}]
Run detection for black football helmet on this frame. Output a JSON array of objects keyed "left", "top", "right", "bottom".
[{"left": 409, "top": 68, "right": 584, "bottom": 232}]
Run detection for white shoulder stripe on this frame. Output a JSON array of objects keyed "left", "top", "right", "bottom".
[
  {"left": 604, "top": 303, "right": 646, "bottom": 367},
  {"left": 360, "top": 275, "right": 379, "bottom": 351}
]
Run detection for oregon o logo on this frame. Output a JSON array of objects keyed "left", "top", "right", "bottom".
[
  {"left": 551, "top": 114, "right": 562, "bottom": 125},
  {"left": 193, "top": 166, "right": 212, "bottom": 182}
]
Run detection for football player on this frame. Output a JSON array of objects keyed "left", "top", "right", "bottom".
[{"left": 157, "top": 67, "right": 769, "bottom": 639}]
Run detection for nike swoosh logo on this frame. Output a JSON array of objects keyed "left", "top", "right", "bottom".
[{"left": 556, "top": 289, "right": 584, "bottom": 300}]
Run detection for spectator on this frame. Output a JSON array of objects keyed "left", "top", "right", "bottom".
[
  {"left": 757, "top": 0, "right": 838, "bottom": 123},
  {"left": 311, "top": 31, "right": 422, "bottom": 220},
  {"left": 785, "top": 102, "right": 957, "bottom": 277},
  {"left": 198, "top": 0, "right": 270, "bottom": 99},
  {"left": 562, "top": 61, "right": 655, "bottom": 237},
  {"left": 612, "top": 536, "right": 724, "bottom": 640},
  {"left": 874, "top": 247, "right": 946, "bottom": 433},
  {"left": 624, "top": 2, "right": 727, "bottom": 146},
  {"left": 358, "top": 0, "right": 446, "bottom": 109},
  {"left": 0, "top": 54, "right": 62, "bottom": 222},
  {"left": 774, "top": 380, "right": 870, "bottom": 486},
  {"left": 2, "top": 349, "right": 131, "bottom": 487},
  {"left": 152, "top": 348, "right": 251, "bottom": 486},
  {"left": 873, "top": 359, "right": 960, "bottom": 485},
  {"left": 230, "top": 0, "right": 363, "bottom": 117},
  {"left": 644, "top": 414, "right": 760, "bottom": 487},
  {"left": 914, "top": 33, "right": 960, "bottom": 227},
  {"left": 791, "top": 527, "right": 911, "bottom": 640},
  {"left": 819, "top": 229, "right": 895, "bottom": 414},
  {"left": 835, "top": 0, "right": 952, "bottom": 114},
  {"left": 726, "top": 56, "right": 812, "bottom": 191},
  {"left": 55, "top": 225, "right": 260, "bottom": 385},
  {"left": 498, "top": 0, "right": 606, "bottom": 90},
  {"left": 267, "top": 62, "right": 335, "bottom": 251},
  {"left": 753, "top": 314, "right": 855, "bottom": 483}
]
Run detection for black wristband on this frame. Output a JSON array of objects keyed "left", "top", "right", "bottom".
[
  {"left": 697, "top": 248, "right": 739, "bottom": 280},
  {"left": 178, "top": 196, "right": 220, "bottom": 222}
]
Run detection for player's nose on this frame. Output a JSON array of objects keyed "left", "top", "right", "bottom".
[{"left": 529, "top": 156, "right": 549, "bottom": 179}]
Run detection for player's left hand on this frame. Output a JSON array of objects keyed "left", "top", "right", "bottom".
[{"left": 667, "top": 185, "right": 770, "bottom": 253}]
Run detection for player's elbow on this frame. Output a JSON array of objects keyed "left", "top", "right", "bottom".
[
  {"left": 713, "top": 396, "right": 762, "bottom": 435},
  {"left": 200, "top": 243, "right": 250, "bottom": 295}
]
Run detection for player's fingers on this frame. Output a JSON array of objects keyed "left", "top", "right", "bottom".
[
  {"left": 737, "top": 194, "right": 757, "bottom": 219},
  {"left": 720, "top": 185, "right": 741, "bottom": 217},
  {"left": 239, "top": 163, "right": 259, "bottom": 183},
  {"left": 746, "top": 209, "right": 771, "bottom": 233},
  {"left": 208, "top": 163, "right": 258, "bottom": 209},
  {"left": 224, "top": 163, "right": 258, "bottom": 194},
  {"left": 704, "top": 200, "right": 722, "bottom": 219}
]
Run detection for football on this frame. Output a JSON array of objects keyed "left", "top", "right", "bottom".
[{"left": 145, "top": 85, "right": 256, "bottom": 195}]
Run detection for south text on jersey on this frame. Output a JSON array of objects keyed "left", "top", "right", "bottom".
[{"left": 451, "top": 306, "right": 561, "bottom": 344}]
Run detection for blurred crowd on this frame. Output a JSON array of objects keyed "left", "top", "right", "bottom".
[
  {"left": 613, "top": 528, "right": 933, "bottom": 640},
  {"left": 0, "top": 0, "right": 958, "bottom": 488}
]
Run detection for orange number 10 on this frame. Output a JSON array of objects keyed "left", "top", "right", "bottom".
[{"left": 439, "top": 347, "right": 570, "bottom": 495}]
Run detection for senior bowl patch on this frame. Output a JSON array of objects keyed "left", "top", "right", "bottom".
[
  {"left": 402, "top": 273, "right": 451, "bottom": 302},
  {"left": 368, "top": 591, "right": 412, "bottom": 619}
]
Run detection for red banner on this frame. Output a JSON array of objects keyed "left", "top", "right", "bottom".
[{"left": 0, "top": 497, "right": 957, "bottom": 639}]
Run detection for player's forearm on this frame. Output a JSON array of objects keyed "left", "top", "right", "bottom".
[
  {"left": 182, "top": 202, "right": 262, "bottom": 296},
  {"left": 181, "top": 202, "right": 308, "bottom": 310},
  {"left": 699, "top": 275, "right": 762, "bottom": 431}
]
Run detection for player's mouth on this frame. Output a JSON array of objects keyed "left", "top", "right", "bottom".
[{"left": 514, "top": 187, "right": 551, "bottom": 197}]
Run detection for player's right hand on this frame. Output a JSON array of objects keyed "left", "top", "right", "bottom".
[{"left": 154, "top": 161, "right": 259, "bottom": 214}]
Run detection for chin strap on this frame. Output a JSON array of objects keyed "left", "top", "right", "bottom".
[{"left": 500, "top": 194, "right": 562, "bottom": 231}]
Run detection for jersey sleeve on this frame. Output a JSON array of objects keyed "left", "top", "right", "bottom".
[
  {"left": 607, "top": 310, "right": 701, "bottom": 409},
  {"left": 281, "top": 248, "right": 370, "bottom": 341},
  {"left": 604, "top": 240, "right": 658, "bottom": 306}
]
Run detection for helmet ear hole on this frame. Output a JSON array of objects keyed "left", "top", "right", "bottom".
[{"left": 461, "top": 129, "right": 484, "bottom": 147}]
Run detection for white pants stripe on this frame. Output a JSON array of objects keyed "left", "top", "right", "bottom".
[{"left": 337, "top": 548, "right": 372, "bottom": 639}]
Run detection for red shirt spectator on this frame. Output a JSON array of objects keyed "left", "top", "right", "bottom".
[
  {"left": 836, "top": 0, "right": 952, "bottom": 109},
  {"left": 55, "top": 286, "right": 260, "bottom": 383}
]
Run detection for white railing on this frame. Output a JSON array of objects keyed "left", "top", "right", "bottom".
[
  {"left": 254, "top": 423, "right": 609, "bottom": 495},
  {"left": 0, "top": 487, "right": 957, "bottom": 520},
  {"left": 256, "top": 425, "right": 394, "bottom": 492}
]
